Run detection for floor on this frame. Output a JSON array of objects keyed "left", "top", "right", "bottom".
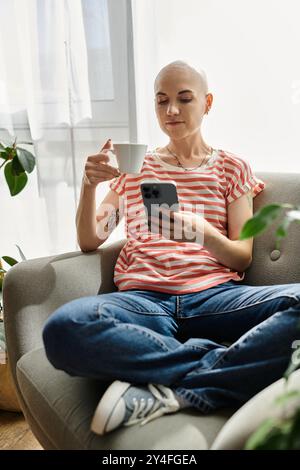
[{"left": 0, "top": 410, "right": 42, "bottom": 450}]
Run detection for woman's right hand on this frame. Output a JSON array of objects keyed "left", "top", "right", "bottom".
[{"left": 82, "top": 138, "right": 121, "bottom": 188}]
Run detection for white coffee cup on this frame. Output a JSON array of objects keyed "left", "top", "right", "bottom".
[{"left": 109, "top": 142, "right": 148, "bottom": 174}]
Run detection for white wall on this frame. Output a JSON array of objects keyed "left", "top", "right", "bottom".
[{"left": 139, "top": 0, "right": 300, "bottom": 172}]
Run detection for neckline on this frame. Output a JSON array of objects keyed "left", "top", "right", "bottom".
[{"left": 151, "top": 148, "right": 219, "bottom": 172}]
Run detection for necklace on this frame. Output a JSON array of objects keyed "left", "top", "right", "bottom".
[{"left": 166, "top": 146, "right": 214, "bottom": 171}]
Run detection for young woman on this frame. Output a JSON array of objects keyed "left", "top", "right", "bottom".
[{"left": 43, "top": 61, "right": 300, "bottom": 436}]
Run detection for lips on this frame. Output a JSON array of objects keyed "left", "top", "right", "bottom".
[{"left": 166, "top": 121, "right": 184, "bottom": 125}]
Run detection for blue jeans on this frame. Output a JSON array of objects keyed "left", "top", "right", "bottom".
[{"left": 43, "top": 280, "right": 300, "bottom": 413}]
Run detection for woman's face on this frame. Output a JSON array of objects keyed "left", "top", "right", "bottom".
[{"left": 154, "top": 68, "right": 211, "bottom": 140}]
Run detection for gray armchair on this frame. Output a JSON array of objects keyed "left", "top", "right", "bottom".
[{"left": 3, "top": 172, "right": 300, "bottom": 450}]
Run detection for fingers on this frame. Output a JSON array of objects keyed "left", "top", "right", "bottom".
[
  {"left": 149, "top": 209, "right": 174, "bottom": 225},
  {"left": 86, "top": 161, "right": 119, "bottom": 175},
  {"left": 84, "top": 139, "right": 120, "bottom": 187},
  {"left": 100, "top": 138, "right": 113, "bottom": 152},
  {"left": 87, "top": 153, "right": 110, "bottom": 163},
  {"left": 86, "top": 138, "right": 115, "bottom": 166},
  {"left": 148, "top": 213, "right": 174, "bottom": 236},
  {"left": 147, "top": 209, "right": 187, "bottom": 241},
  {"left": 85, "top": 171, "right": 119, "bottom": 185},
  {"left": 159, "top": 206, "right": 175, "bottom": 219},
  {"left": 84, "top": 160, "right": 120, "bottom": 187}
]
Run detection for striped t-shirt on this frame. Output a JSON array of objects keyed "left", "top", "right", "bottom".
[{"left": 109, "top": 148, "right": 265, "bottom": 294}]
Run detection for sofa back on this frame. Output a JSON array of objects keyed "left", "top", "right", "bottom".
[{"left": 243, "top": 172, "right": 300, "bottom": 286}]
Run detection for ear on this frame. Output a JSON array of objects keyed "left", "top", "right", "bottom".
[{"left": 206, "top": 93, "right": 213, "bottom": 112}]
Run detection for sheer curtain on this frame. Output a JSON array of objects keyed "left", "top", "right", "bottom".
[
  {"left": 0, "top": 0, "right": 114, "bottom": 259},
  {"left": 131, "top": 0, "right": 300, "bottom": 172},
  {"left": 0, "top": 0, "right": 93, "bottom": 140}
]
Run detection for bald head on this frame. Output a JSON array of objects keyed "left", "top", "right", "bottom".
[{"left": 154, "top": 60, "right": 208, "bottom": 96}]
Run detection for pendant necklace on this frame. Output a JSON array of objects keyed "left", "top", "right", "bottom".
[{"left": 166, "top": 146, "right": 214, "bottom": 171}]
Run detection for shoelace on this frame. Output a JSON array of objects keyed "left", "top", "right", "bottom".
[{"left": 124, "top": 384, "right": 180, "bottom": 427}]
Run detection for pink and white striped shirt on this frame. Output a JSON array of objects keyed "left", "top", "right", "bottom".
[{"left": 109, "top": 148, "right": 265, "bottom": 294}]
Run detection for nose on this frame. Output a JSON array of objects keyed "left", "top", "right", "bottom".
[{"left": 166, "top": 103, "right": 180, "bottom": 116}]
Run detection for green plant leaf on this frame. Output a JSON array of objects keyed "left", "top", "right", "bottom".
[
  {"left": 239, "top": 204, "right": 283, "bottom": 240},
  {"left": 2, "top": 256, "right": 18, "bottom": 266},
  {"left": 276, "top": 217, "right": 293, "bottom": 239},
  {"left": 245, "top": 418, "right": 292, "bottom": 450},
  {"left": 0, "top": 143, "right": 10, "bottom": 161},
  {"left": 275, "top": 226, "right": 285, "bottom": 238},
  {"left": 239, "top": 217, "right": 267, "bottom": 239},
  {"left": 257, "top": 203, "right": 283, "bottom": 218},
  {"left": 4, "top": 161, "right": 28, "bottom": 196},
  {"left": 244, "top": 418, "right": 277, "bottom": 449},
  {"left": 274, "top": 389, "right": 300, "bottom": 407},
  {"left": 5, "top": 146, "right": 16, "bottom": 157},
  {"left": 16, "top": 147, "right": 35, "bottom": 173},
  {"left": 288, "top": 407, "right": 300, "bottom": 449},
  {"left": 11, "top": 154, "right": 25, "bottom": 176},
  {"left": 0, "top": 149, "right": 9, "bottom": 161}
]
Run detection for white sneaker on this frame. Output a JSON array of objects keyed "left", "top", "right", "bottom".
[{"left": 91, "top": 380, "right": 180, "bottom": 435}]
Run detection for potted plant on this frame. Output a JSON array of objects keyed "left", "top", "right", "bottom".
[
  {"left": 239, "top": 203, "right": 300, "bottom": 449},
  {"left": 0, "top": 138, "right": 35, "bottom": 411},
  {"left": 0, "top": 137, "right": 34, "bottom": 309}
]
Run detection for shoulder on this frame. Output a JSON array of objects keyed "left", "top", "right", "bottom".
[
  {"left": 218, "top": 149, "right": 252, "bottom": 178},
  {"left": 218, "top": 149, "right": 250, "bottom": 168}
]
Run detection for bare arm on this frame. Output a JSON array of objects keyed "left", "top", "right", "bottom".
[
  {"left": 76, "top": 184, "right": 123, "bottom": 252},
  {"left": 203, "top": 192, "right": 254, "bottom": 272},
  {"left": 76, "top": 180, "right": 101, "bottom": 252},
  {"left": 76, "top": 139, "right": 121, "bottom": 252}
]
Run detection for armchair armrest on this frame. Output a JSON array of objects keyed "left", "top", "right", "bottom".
[{"left": 3, "top": 238, "right": 126, "bottom": 383}]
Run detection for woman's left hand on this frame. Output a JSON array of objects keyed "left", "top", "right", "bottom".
[{"left": 148, "top": 206, "right": 207, "bottom": 244}]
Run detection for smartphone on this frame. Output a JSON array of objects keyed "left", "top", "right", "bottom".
[{"left": 140, "top": 180, "right": 179, "bottom": 229}]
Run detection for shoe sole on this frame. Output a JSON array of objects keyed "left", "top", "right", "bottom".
[{"left": 91, "top": 380, "right": 131, "bottom": 435}]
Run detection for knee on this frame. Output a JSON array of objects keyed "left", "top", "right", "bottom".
[
  {"left": 42, "top": 307, "right": 74, "bottom": 370},
  {"left": 42, "top": 296, "right": 105, "bottom": 370}
]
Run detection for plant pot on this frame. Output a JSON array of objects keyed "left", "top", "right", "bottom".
[{"left": 0, "top": 360, "right": 22, "bottom": 412}]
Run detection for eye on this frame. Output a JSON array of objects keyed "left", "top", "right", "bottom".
[{"left": 157, "top": 98, "right": 192, "bottom": 105}]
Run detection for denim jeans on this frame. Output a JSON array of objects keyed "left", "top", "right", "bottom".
[{"left": 43, "top": 280, "right": 300, "bottom": 413}]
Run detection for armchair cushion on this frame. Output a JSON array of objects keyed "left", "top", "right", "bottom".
[{"left": 17, "top": 347, "right": 232, "bottom": 450}]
